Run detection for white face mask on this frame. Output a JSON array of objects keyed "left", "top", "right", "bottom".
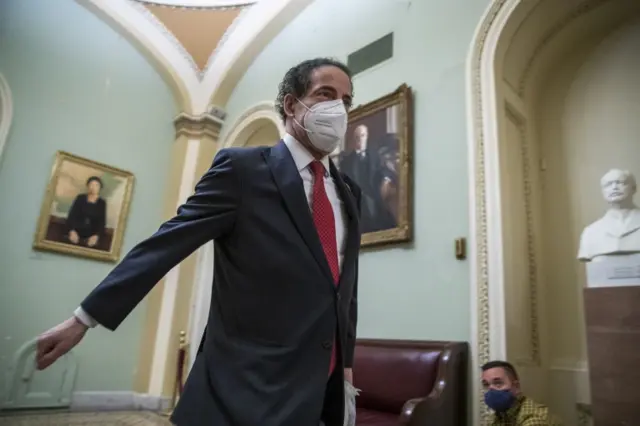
[{"left": 294, "top": 99, "right": 348, "bottom": 154}]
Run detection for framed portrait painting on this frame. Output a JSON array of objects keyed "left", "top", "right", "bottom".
[
  {"left": 33, "top": 151, "right": 135, "bottom": 262},
  {"left": 333, "top": 84, "right": 413, "bottom": 247}
]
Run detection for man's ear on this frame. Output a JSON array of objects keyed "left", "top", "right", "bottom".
[{"left": 283, "top": 94, "right": 296, "bottom": 118}]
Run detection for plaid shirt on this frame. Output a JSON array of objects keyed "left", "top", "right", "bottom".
[{"left": 489, "top": 396, "right": 562, "bottom": 425}]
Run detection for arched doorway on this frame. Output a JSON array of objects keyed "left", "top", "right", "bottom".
[
  {"left": 468, "top": 0, "right": 640, "bottom": 423},
  {"left": 242, "top": 119, "right": 282, "bottom": 147},
  {"left": 220, "top": 101, "right": 284, "bottom": 149},
  {"left": 186, "top": 102, "right": 283, "bottom": 368}
]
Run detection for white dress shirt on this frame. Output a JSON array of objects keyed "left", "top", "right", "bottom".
[
  {"left": 282, "top": 133, "right": 347, "bottom": 270},
  {"left": 75, "top": 134, "right": 347, "bottom": 328}
]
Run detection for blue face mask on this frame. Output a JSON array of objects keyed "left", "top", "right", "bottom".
[{"left": 484, "top": 389, "right": 516, "bottom": 412}]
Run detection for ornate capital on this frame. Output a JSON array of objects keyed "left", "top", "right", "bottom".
[{"left": 174, "top": 110, "right": 224, "bottom": 140}]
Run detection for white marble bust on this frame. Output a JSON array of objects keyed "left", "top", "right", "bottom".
[{"left": 578, "top": 169, "right": 640, "bottom": 262}]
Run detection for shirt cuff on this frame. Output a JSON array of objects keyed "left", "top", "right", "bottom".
[{"left": 74, "top": 306, "right": 99, "bottom": 328}]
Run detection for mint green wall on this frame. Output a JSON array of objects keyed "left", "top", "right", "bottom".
[
  {"left": 222, "top": 0, "right": 489, "bottom": 343},
  {"left": 0, "top": 0, "right": 176, "bottom": 394}
]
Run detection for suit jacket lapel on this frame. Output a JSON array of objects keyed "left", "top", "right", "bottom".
[
  {"left": 265, "top": 141, "right": 335, "bottom": 283},
  {"left": 330, "top": 161, "right": 360, "bottom": 284}
]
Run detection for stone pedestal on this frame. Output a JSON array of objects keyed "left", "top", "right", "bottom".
[{"left": 583, "top": 257, "right": 640, "bottom": 425}]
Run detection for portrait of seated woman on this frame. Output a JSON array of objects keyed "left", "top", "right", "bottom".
[
  {"left": 34, "top": 151, "right": 134, "bottom": 262},
  {"left": 66, "top": 176, "right": 107, "bottom": 249}
]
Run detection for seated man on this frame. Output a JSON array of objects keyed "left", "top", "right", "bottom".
[{"left": 481, "top": 360, "right": 562, "bottom": 425}]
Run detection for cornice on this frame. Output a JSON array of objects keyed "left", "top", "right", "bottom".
[{"left": 174, "top": 111, "right": 225, "bottom": 139}]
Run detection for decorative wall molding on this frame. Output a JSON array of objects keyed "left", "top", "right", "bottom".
[
  {"left": 504, "top": 103, "right": 540, "bottom": 365},
  {"left": 0, "top": 73, "right": 13, "bottom": 167},
  {"left": 466, "top": 1, "right": 513, "bottom": 423},
  {"left": 549, "top": 359, "right": 589, "bottom": 372},
  {"left": 221, "top": 101, "right": 284, "bottom": 148},
  {"left": 71, "top": 391, "right": 170, "bottom": 411},
  {"left": 174, "top": 111, "right": 225, "bottom": 139}
]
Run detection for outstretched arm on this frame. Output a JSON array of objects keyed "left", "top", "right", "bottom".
[
  {"left": 37, "top": 149, "right": 242, "bottom": 371},
  {"left": 81, "top": 149, "right": 241, "bottom": 330}
]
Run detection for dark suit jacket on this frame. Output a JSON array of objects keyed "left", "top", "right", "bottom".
[
  {"left": 80, "top": 141, "right": 361, "bottom": 426},
  {"left": 340, "top": 150, "right": 394, "bottom": 233}
]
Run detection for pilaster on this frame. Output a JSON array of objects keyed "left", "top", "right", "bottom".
[{"left": 133, "top": 108, "right": 225, "bottom": 397}]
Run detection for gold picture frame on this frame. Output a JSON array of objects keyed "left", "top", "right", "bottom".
[
  {"left": 337, "top": 83, "right": 413, "bottom": 248},
  {"left": 33, "top": 151, "right": 135, "bottom": 262}
]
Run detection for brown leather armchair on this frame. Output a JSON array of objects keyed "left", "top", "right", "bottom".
[{"left": 353, "top": 339, "right": 468, "bottom": 426}]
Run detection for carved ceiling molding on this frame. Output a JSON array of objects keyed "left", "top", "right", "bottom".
[
  {"left": 517, "top": 0, "right": 614, "bottom": 97},
  {"left": 128, "top": 0, "right": 252, "bottom": 79},
  {"left": 201, "top": 6, "right": 251, "bottom": 75},
  {"left": 128, "top": 0, "right": 200, "bottom": 75},
  {"left": 174, "top": 111, "right": 225, "bottom": 139}
]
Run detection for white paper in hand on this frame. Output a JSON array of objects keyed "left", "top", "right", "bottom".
[{"left": 343, "top": 380, "right": 360, "bottom": 426}]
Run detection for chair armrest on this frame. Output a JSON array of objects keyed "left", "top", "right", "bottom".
[
  {"left": 398, "top": 343, "right": 468, "bottom": 426},
  {"left": 399, "top": 397, "right": 425, "bottom": 425},
  {"left": 398, "top": 390, "right": 446, "bottom": 426}
]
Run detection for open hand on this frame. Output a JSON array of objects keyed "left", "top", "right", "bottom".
[{"left": 36, "top": 317, "right": 87, "bottom": 370}]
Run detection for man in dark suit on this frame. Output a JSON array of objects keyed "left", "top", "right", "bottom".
[
  {"left": 35, "top": 58, "right": 361, "bottom": 426},
  {"left": 340, "top": 125, "right": 394, "bottom": 233}
]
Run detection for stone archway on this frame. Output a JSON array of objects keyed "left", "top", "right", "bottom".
[
  {"left": 220, "top": 101, "right": 284, "bottom": 148},
  {"left": 467, "top": 0, "right": 640, "bottom": 423}
]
